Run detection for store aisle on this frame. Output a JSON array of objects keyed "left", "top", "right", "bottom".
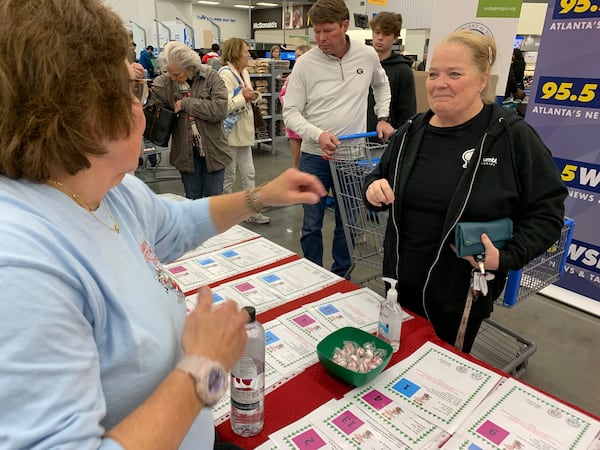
[{"left": 141, "top": 145, "right": 600, "bottom": 418}]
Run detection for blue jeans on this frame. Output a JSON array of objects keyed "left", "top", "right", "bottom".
[
  {"left": 299, "top": 152, "right": 351, "bottom": 277},
  {"left": 180, "top": 152, "right": 224, "bottom": 199}
]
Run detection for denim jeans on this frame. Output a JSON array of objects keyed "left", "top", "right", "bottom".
[
  {"left": 299, "top": 152, "right": 352, "bottom": 277},
  {"left": 180, "top": 152, "right": 224, "bottom": 199}
]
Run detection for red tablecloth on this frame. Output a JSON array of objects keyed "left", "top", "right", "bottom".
[
  {"left": 216, "top": 279, "right": 465, "bottom": 448},
  {"left": 215, "top": 279, "right": 599, "bottom": 449}
]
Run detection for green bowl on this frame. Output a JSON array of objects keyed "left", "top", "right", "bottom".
[{"left": 316, "top": 326, "right": 393, "bottom": 387}]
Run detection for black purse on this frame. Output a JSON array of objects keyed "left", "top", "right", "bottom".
[{"left": 143, "top": 103, "right": 178, "bottom": 147}]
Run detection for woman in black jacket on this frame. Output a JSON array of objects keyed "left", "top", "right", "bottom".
[{"left": 363, "top": 30, "right": 567, "bottom": 353}]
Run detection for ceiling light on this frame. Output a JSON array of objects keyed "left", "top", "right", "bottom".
[
  {"left": 256, "top": 2, "right": 279, "bottom": 5},
  {"left": 197, "top": 1, "right": 220, "bottom": 4},
  {"left": 234, "top": 4, "right": 255, "bottom": 8}
]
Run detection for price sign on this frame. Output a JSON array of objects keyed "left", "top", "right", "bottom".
[
  {"left": 535, "top": 76, "right": 600, "bottom": 108},
  {"left": 553, "top": 0, "right": 600, "bottom": 19}
]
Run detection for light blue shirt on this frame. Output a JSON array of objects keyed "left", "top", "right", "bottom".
[{"left": 0, "top": 174, "right": 218, "bottom": 449}]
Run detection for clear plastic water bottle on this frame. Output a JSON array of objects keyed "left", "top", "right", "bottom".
[
  {"left": 378, "top": 277, "right": 402, "bottom": 351},
  {"left": 230, "top": 306, "right": 265, "bottom": 436}
]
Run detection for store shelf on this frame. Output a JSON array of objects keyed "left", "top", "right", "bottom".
[{"left": 249, "top": 60, "right": 291, "bottom": 154}]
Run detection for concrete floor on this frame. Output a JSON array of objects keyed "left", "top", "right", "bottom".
[{"left": 137, "top": 143, "right": 600, "bottom": 418}]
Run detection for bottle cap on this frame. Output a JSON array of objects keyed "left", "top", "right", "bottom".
[{"left": 242, "top": 305, "right": 256, "bottom": 323}]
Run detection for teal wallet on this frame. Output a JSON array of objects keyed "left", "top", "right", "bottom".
[{"left": 454, "top": 218, "right": 513, "bottom": 257}]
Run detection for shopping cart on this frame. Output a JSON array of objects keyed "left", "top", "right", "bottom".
[
  {"left": 329, "top": 133, "right": 576, "bottom": 376},
  {"left": 328, "top": 132, "right": 387, "bottom": 285}
]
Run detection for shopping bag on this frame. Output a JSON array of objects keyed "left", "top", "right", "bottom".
[
  {"left": 454, "top": 218, "right": 513, "bottom": 257},
  {"left": 143, "top": 103, "right": 178, "bottom": 147},
  {"left": 223, "top": 110, "right": 241, "bottom": 136}
]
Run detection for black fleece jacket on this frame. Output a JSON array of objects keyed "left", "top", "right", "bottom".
[
  {"left": 367, "top": 53, "right": 416, "bottom": 131},
  {"left": 363, "top": 104, "right": 567, "bottom": 318}
]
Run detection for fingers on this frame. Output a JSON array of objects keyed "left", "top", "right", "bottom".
[
  {"left": 367, "top": 180, "right": 394, "bottom": 206},
  {"left": 480, "top": 233, "right": 500, "bottom": 270}
]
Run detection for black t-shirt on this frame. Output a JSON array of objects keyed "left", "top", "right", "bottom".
[{"left": 398, "top": 105, "right": 493, "bottom": 286}]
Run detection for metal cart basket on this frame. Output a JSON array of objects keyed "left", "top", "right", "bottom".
[
  {"left": 329, "top": 133, "right": 575, "bottom": 377},
  {"left": 328, "top": 132, "right": 387, "bottom": 283}
]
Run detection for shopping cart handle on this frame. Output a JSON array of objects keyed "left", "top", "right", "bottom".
[{"left": 338, "top": 131, "right": 378, "bottom": 141}]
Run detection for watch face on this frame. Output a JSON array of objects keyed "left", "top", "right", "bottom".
[{"left": 208, "top": 368, "right": 225, "bottom": 396}]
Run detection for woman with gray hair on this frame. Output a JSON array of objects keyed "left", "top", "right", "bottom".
[{"left": 151, "top": 41, "right": 232, "bottom": 198}]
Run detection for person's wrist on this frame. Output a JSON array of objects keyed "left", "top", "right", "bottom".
[{"left": 245, "top": 184, "right": 266, "bottom": 213}]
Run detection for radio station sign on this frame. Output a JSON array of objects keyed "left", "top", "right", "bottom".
[{"left": 526, "top": 0, "right": 600, "bottom": 308}]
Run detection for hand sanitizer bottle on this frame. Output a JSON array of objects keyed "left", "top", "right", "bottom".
[{"left": 378, "top": 277, "right": 402, "bottom": 351}]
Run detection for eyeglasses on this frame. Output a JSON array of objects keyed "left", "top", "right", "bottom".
[{"left": 130, "top": 79, "right": 150, "bottom": 106}]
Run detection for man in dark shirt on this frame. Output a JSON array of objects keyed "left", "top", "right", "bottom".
[
  {"left": 139, "top": 45, "right": 156, "bottom": 78},
  {"left": 367, "top": 12, "right": 416, "bottom": 132}
]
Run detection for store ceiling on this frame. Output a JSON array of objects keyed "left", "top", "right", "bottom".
[
  {"left": 190, "top": 0, "right": 316, "bottom": 10},
  {"left": 189, "top": 0, "right": 546, "bottom": 9}
]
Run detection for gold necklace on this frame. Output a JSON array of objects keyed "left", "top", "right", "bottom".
[{"left": 46, "top": 180, "right": 120, "bottom": 234}]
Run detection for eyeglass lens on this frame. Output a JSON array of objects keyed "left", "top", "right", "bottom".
[{"left": 130, "top": 80, "right": 149, "bottom": 105}]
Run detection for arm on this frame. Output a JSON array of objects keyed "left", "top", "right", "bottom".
[
  {"left": 282, "top": 60, "right": 324, "bottom": 144},
  {"left": 362, "top": 130, "right": 404, "bottom": 211},
  {"left": 0, "top": 254, "right": 247, "bottom": 450},
  {"left": 106, "top": 288, "right": 248, "bottom": 449},
  {"left": 208, "top": 167, "right": 326, "bottom": 232},
  {"left": 499, "top": 123, "right": 567, "bottom": 271},
  {"left": 371, "top": 56, "right": 394, "bottom": 140},
  {"left": 391, "top": 66, "right": 417, "bottom": 128},
  {"left": 219, "top": 68, "right": 247, "bottom": 114},
  {"left": 148, "top": 74, "right": 174, "bottom": 109}
]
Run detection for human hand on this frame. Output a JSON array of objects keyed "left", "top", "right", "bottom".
[
  {"left": 181, "top": 286, "right": 249, "bottom": 371},
  {"left": 131, "top": 62, "right": 145, "bottom": 79},
  {"left": 451, "top": 233, "right": 500, "bottom": 272},
  {"left": 174, "top": 99, "right": 182, "bottom": 113},
  {"left": 260, "top": 167, "right": 326, "bottom": 207},
  {"left": 318, "top": 131, "right": 339, "bottom": 159},
  {"left": 365, "top": 179, "right": 395, "bottom": 206},
  {"left": 376, "top": 121, "right": 395, "bottom": 141},
  {"left": 242, "top": 87, "right": 257, "bottom": 101},
  {"left": 514, "top": 88, "right": 526, "bottom": 100}
]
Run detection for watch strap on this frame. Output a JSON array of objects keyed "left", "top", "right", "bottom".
[{"left": 176, "top": 355, "right": 227, "bottom": 407}]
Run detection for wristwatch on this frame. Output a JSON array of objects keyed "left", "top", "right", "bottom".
[
  {"left": 176, "top": 356, "right": 228, "bottom": 407},
  {"left": 377, "top": 116, "right": 391, "bottom": 123}
]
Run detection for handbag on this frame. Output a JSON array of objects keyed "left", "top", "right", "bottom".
[
  {"left": 219, "top": 67, "right": 244, "bottom": 136},
  {"left": 252, "top": 103, "right": 266, "bottom": 129},
  {"left": 223, "top": 109, "right": 241, "bottom": 136},
  {"left": 143, "top": 103, "right": 178, "bottom": 147},
  {"left": 454, "top": 218, "right": 513, "bottom": 257}
]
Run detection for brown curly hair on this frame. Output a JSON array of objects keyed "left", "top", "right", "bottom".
[{"left": 0, "top": 0, "right": 136, "bottom": 181}]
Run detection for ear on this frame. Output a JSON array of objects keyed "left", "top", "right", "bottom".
[
  {"left": 479, "top": 72, "right": 489, "bottom": 93},
  {"left": 342, "top": 19, "right": 350, "bottom": 32}
]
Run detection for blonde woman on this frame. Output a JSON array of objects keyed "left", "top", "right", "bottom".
[
  {"left": 219, "top": 38, "right": 270, "bottom": 224},
  {"left": 363, "top": 30, "right": 567, "bottom": 353}
]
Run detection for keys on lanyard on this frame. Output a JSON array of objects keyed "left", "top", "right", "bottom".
[{"left": 472, "top": 253, "right": 494, "bottom": 297}]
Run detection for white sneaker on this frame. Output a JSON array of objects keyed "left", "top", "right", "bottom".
[{"left": 245, "top": 213, "right": 270, "bottom": 224}]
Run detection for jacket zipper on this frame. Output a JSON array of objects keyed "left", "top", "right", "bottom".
[{"left": 419, "top": 131, "right": 490, "bottom": 322}]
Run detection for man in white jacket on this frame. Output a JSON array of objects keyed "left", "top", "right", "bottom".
[{"left": 283, "top": 0, "right": 394, "bottom": 277}]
